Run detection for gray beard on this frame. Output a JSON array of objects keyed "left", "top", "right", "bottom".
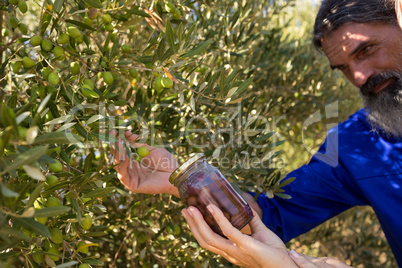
[{"left": 361, "top": 71, "right": 402, "bottom": 139}]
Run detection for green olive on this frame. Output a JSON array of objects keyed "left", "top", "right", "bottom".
[
  {"left": 18, "top": 1, "right": 28, "bottom": 13},
  {"left": 104, "top": 23, "right": 114, "bottom": 32},
  {"left": 30, "top": 35, "right": 43, "bottom": 46},
  {"left": 154, "top": 76, "right": 164, "bottom": 92},
  {"left": 47, "top": 246, "right": 60, "bottom": 261},
  {"left": 11, "top": 61, "right": 22, "bottom": 73},
  {"left": 32, "top": 249, "right": 45, "bottom": 264},
  {"left": 53, "top": 46, "right": 64, "bottom": 60},
  {"left": 67, "top": 26, "right": 81, "bottom": 38},
  {"left": 18, "top": 23, "right": 28, "bottom": 35},
  {"left": 48, "top": 159, "right": 63, "bottom": 172},
  {"left": 41, "top": 39, "right": 53, "bottom": 52},
  {"left": 165, "top": 3, "right": 176, "bottom": 13},
  {"left": 122, "top": 44, "right": 131, "bottom": 53},
  {"left": 84, "top": 16, "right": 93, "bottom": 26},
  {"left": 57, "top": 33, "right": 70, "bottom": 44},
  {"left": 46, "top": 175, "right": 59, "bottom": 187},
  {"left": 173, "top": 9, "right": 181, "bottom": 20},
  {"left": 161, "top": 77, "right": 174, "bottom": 88},
  {"left": 9, "top": 17, "right": 19, "bottom": 28},
  {"left": 129, "top": 69, "right": 138, "bottom": 78},
  {"left": 46, "top": 196, "right": 62, "bottom": 207},
  {"left": 48, "top": 72, "right": 60, "bottom": 86},
  {"left": 137, "top": 146, "right": 150, "bottom": 158},
  {"left": 102, "top": 14, "right": 112, "bottom": 24},
  {"left": 83, "top": 79, "right": 94, "bottom": 90},
  {"left": 70, "top": 62, "right": 80, "bottom": 75},
  {"left": 50, "top": 228, "right": 63, "bottom": 244},
  {"left": 81, "top": 215, "right": 93, "bottom": 230},
  {"left": 41, "top": 67, "right": 52, "bottom": 81},
  {"left": 36, "top": 85, "right": 46, "bottom": 99},
  {"left": 103, "top": 71, "right": 114, "bottom": 85},
  {"left": 22, "top": 56, "right": 35, "bottom": 68}
]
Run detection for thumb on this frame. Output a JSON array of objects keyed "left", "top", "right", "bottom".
[{"left": 248, "top": 208, "right": 269, "bottom": 233}]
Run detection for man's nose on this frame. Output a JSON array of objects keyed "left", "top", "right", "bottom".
[{"left": 350, "top": 63, "right": 375, "bottom": 88}]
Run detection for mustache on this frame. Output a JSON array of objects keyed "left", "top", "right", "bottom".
[{"left": 360, "top": 71, "right": 401, "bottom": 96}]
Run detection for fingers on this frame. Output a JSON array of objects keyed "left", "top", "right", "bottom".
[
  {"left": 124, "top": 131, "right": 153, "bottom": 149},
  {"left": 289, "top": 251, "right": 318, "bottom": 267},
  {"left": 206, "top": 204, "right": 245, "bottom": 245},
  {"left": 248, "top": 208, "right": 269, "bottom": 233},
  {"left": 182, "top": 206, "right": 243, "bottom": 258},
  {"left": 289, "top": 251, "right": 352, "bottom": 268}
]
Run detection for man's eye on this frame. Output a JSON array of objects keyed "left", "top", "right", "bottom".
[
  {"left": 338, "top": 65, "right": 347, "bottom": 71},
  {"left": 361, "top": 45, "right": 373, "bottom": 54}
]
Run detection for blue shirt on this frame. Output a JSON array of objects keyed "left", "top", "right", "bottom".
[{"left": 254, "top": 109, "right": 402, "bottom": 266}]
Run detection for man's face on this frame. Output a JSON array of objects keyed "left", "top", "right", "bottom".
[{"left": 321, "top": 22, "right": 402, "bottom": 138}]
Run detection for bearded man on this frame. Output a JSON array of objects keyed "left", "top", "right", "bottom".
[{"left": 112, "top": 0, "right": 402, "bottom": 266}]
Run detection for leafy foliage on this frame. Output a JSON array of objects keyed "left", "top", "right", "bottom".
[{"left": 0, "top": 0, "right": 395, "bottom": 267}]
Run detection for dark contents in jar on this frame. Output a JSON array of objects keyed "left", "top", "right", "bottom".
[{"left": 181, "top": 169, "right": 253, "bottom": 236}]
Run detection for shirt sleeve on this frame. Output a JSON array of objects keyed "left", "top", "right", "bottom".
[{"left": 253, "top": 129, "right": 368, "bottom": 243}]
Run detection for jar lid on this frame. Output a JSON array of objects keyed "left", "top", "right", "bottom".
[{"left": 169, "top": 153, "right": 205, "bottom": 184}]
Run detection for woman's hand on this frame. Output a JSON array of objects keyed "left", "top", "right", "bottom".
[
  {"left": 182, "top": 204, "right": 297, "bottom": 268},
  {"left": 111, "top": 130, "right": 179, "bottom": 197},
  {"left": 289, "top": 251, "right": 352, "bottom": 268}
]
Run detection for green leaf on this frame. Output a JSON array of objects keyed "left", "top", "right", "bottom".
[
  {"left": 0, "top": 227, "right": 29, "bottom": 241},
  {"left": 231, "top": 76, "right": 254, "bottom": 98},
  {"left": 110, "top": 38, "right": 120, "bottom": 59},
  {"left": 273, "top": 192, "right": 292, "bottom": 199},
  {"left": 269, "top": 140, "right": 285, "bottom": 148},
  {"left": 13, "top": 218, "right": 51, "bottom": 238},
  {"left": 83, "top": 0, "right": 103, "bottom": 8},
  {"left": 249, "top": 167, "right": 269, "bottom": 175},
  {"left": 4, "top": 146, "right": 48, "bottom": 174},
  {"left": 40, "top": 13, "right": 52, "bottom": 36},
  {"left": 53, "top": 0, "right": 64, "bottom": 13},
  {"left": 0, "top": 59, "right": 9, "bottom": 80},
  {"left": 0, "top": 184, "right": 19, "bottom": 198},
  {"left": 0, "top": 104, "right": 18, "bottom": 136},
  {"left": 55, "top": 261, "right": 79, "bottom": 268},
  {"left": 180, "top": 39, "right": 213, "bottom": 58},
  {"left": 92, "top": 132, "right": 118, "bottom": 143},
  {"left": 34, "top": 132, "right": 84, "bottom": 145},
  {"left": 44, "top": 115, "right": 72, "bottom": 125},
  {"left": 34, "top": 206, "right": 71, "bottom": 218},
  {"left": 124, "top": 8, "right": 151, "bottom": 18},
  {"left": 82, "top": 231, "right": 107, "bottom": 237},
  {"left": 83, "top": 259, "right": 103, "bottom": 265},
  {"left": 165, "top": 20, "right": 176, "bottom": 54},
  {"left": 83, "top": 187, "right": 115, "bottom": 198},
  {"left": 70, "top": 198, "right": 82, "bottom": 224},
  {"left": 65, "top": 19, "right": 97, "bottom": 32},
  {"left": 279, "top": 177, "right": 296, "bottom": 188},
  {"left": 26, "top": 183, "right": 45, "bottom": 208}
]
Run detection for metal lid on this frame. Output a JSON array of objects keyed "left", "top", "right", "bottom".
[{"left": 169, "top": 153, "right": 205, "bottom": 184}]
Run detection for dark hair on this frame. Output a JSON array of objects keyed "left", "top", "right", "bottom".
[{"left": 313, "top": 0, "right": 397, "bottom": 49}]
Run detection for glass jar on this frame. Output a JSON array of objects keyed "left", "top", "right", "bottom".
[{"left": 169, "top": 153, "right": 253, "bottom": 236}]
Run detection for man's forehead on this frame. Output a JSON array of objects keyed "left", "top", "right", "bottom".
[
  {"left": 321, "top": 23, "right": 372, "bottom": 46},
  {"left": 320, "top": 23, "right": 376, "bottom": 60}
]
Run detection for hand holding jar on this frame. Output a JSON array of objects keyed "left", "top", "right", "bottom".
[{"left": 169, "top": 154, "right": 253, "bottom": 236}]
